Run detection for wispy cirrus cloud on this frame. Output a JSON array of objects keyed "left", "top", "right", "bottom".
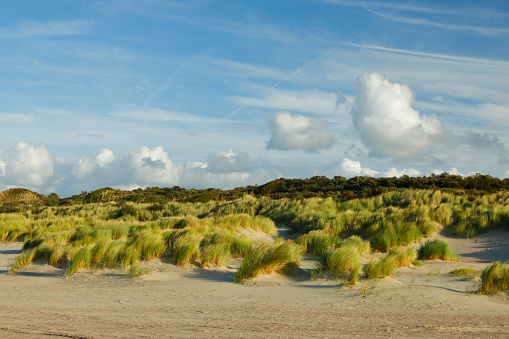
[
  {"left": 363, "top": 6, "right": 509, "bottom": 37},
  {"left": 230, "top": 88, "right": 338, "bottom": 117},
  {"left": 109, "top": 109, "right": 238, "bottom": 124},
  {"left": 0, "top": 20, "right": 95, "bottom": 38},
  {"left": 319, "top": 0, "right": 447, "bottom": 14}
]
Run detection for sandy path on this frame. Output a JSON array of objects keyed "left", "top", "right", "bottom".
[{"left": 1, "top": 231, "right": 509, "bottom": 338}]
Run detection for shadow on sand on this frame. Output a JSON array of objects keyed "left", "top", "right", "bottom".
[{"left": 0, "top": 249, "right": 21, "bottom": 255}]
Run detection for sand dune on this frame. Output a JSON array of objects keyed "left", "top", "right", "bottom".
[{"left": 1, "top": 230, "right": 509, "bottom": 338}]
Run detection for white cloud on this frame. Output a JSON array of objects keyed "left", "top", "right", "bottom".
[
  {"left": 328, "top": 158, "right": 420, "bottom": 178},
  {"left": 383, "top": 167, "right": 421, "bottom": 177},
  {"left": 0, "top": 20, "right": 94, "bottom": 38},
  {"left": 68, "top": 147, "right": 273, "bottom": 194},
  {"left": 181, "top": 149, "right": 273, "bottom": 189},
  {"left": 351, "top": 72, "right": 443, "bottom": 162},
  {"left": 363, "top": 6, "right": 509, "bottom": 37},
  {"left": 96, "top": 148, "right": 116, "bottom": 167},
  {"left": 266, "top": 112, "right": 331, "bottom": 152},
  {"left": 72, "top": 146, "right": 183, "bottom": 190},
  {"left": 0, "top": 113, "right": 36, "bottom": 123},
  {"left": 334, "top": 158, "right": 378, "bottom": 177},
  {"left": 205, "top": 149, "right": 250, "bottom": 173},
  {"left": 109, "top": 108, "right": 237, "bottom": 124},
  {"left": 129, "top": 146, "right": 182, "bottom": 185},
  {"left": 231, "top": 88, "right": 338, "bottom": 116},
  {"left": 0, "top": 160, "right": 6, "bottom": 176},
  {"left": 0, "top": 142, "right": 54, "bottom": 186},
  {"left": 429, "top": 167, "right": 462, "bottom": 176}
]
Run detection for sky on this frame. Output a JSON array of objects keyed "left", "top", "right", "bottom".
[{"left": 1, "top": 0, "right": 509, "bottom": 197}]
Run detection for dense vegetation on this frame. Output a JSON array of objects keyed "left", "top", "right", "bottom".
[
  {"left": 2, "top": 173, "right": 507, "bottom": 209},
  {"left": 1, "top": 176, "right": 509, "bottom": 289}
]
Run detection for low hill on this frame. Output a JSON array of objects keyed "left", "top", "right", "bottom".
[{"left": 0, "top": 188, "right": 47, "bottom": 206}]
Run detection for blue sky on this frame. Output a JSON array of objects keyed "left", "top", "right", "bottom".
[{"left": 1, "top": 0, "right": 508, "bottom": 197}]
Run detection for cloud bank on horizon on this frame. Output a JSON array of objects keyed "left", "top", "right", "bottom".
[{"left": 0, "top": 0, "right": 508, "bottom": 196}]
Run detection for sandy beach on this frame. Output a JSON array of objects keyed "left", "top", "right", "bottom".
[{"left": 1, "top": 229, "right": 509, "bottom": 338}]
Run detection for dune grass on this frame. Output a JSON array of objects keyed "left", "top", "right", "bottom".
[
  {"left": 5, "top": 190, "right": 509, "bottom": 281},
  {"left": 417, "top": 239, "right": 457, "bottom": 261},
  {"left": 479, "top": 262, "right": 509, "bottom": 294},
  {"left": 235, "top": 241, "right": 302, "bottom": 283},
  {"left": 66, "top": 246, "right": 92, "bottom": 275},
  {"left": 318, "top": 236, "right": 370, "bottom": 284},
  {"left": 295, "top": 231, "right": 340, "bottom": 255},
  {"left": 128, "top": 264, "right": 152, "bottom": 278},
  {"left": 10, "top": 249, "right": 35, "bottom": 272},
  {"left": 363, "top": 254, "right": 398, "bottom": 279},
  {"left": 449, "top": 268, "right": 481, "bottom": 281}
]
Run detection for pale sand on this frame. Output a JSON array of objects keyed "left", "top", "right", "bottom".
[{"left": 1, "top": 230, "right": 509, "bottom": 338}]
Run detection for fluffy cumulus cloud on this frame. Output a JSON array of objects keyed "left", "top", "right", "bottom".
[
  {"left": 0, "top": 142, "right": 54, "bottom": 188},
  {"left": 351, "top": 72, "right": 443, "bottom": 162},
  {"left": 336, "top": 158, "right": 378, "bottom": 177},
  {"left": 266, "top": 112, "right": 331, "bottom": 152},
  {"left": 72, "top": 146, "right": 183, "bottom": 191},
  {"left": 181, "top": 149, "right": 273, "bottom": 189},
  {"left": 0, "top": 143, "right": 275, "bottom": 195},
  {"left": 461, "top": 131, "right": 509, "bottom": 164},
  {"left": 328, "top": 158, "right": 421, "bottom": 178},
  {"left": 205, "top": 149, "right": 250, "bottom": 173}
]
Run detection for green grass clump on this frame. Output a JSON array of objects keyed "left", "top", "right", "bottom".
[
  {"left": 479, "top": 262, "right": 509, "bottom": 294},
  {"left": 235, "top": 241, "right": 302, "bottom": 283},
  {"left": 10, "top": 249, "right": 35, "bottom": 272},
  {"left": 230, "top": 234, "right": 252, "bottom": 257},
  {"left": 296, "top": 231, "right": 340, "bottom": 255},
  {"left": 199, "top": 231, "right": 233, "bottom": 268},
  {"left": 449, "top": 268, "right": 481, "bottom": 281},
  {"left": 108, "top": 224, "right": 130, "bottom": 239},
  {"left": 214, "top": 214, "right": 277, "bottom": 235},
  {"left": 363, "top": 254, "right": 398, "bottom": 279},
  {"left": 128, "top": 230, "right": 165, "bottom": 261},
  {"left": 167, "top": 230, "right": 204, "bottom": 266},
  {"left": 417, "top": 239, "right": 457, "bottom": 261},
  {"left": 90, "top": 239, "right": 109, "bottom": 265},
  {"left": 101, "top": 240, "right": 126, "bottom": 267},
  {"left": 319, "top": 236, "right": 370, "bottom": 284},
  {"left": 66, "top": 246, "right": 92, "bottom": 275},
  {"left": 387, "top": 246, "right": 419, "bottom": 267},
  {"left": 120, "top": 245, "right": 142, "bottom": 268},
  {"left": 129, "top": 264, "right": 152, "bottom": 278}
]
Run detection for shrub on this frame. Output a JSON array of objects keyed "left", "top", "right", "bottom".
[{"left": 417, "top": 240, "right": 457, "bottom": 261}]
